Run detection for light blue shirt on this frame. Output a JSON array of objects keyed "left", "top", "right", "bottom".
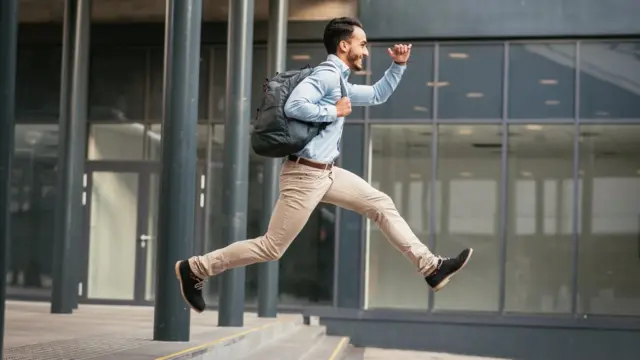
[{"left": 283, "top": 54, "right": 407, "bottom": 163}]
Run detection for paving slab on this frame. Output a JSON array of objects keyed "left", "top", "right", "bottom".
[{"left": 3, "top": 300, "right": 300, "bottom": 360}]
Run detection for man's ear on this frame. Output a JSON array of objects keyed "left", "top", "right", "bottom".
[{"left": 339, "top": 40, "right": 349, "bottom": 53}]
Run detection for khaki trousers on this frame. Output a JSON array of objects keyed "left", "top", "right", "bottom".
[{"left": 189, "top": 159, "right": 438, "bottom": 279}]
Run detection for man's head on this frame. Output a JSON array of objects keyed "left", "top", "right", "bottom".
[{"left": 323, "top": 17, "right": 368, "bottom": 71}]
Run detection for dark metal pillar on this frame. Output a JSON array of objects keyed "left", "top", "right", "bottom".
[
  {"left": 51, "top": 0, "right": 90, "bottom": 315},
  {"left": 218, "top": 0, "right": 254, "bottom": 327},
  {"left": 153, "top": 0, "right": 202, "bottom": 342},
  {"left": 257, "top": 0, "right": 288, "bottom": 319},
  {"left": 54, "top": 0, "right": 79, "bottom": 312},
  {"left": 0, "top": 0, "right": 19, "bottom": 357}
]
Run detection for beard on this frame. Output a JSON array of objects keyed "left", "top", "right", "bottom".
[{"left": 347, "top": 50, "right": 363, "bottom": 71}]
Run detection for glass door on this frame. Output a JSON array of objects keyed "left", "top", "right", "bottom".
[{"left": 81, "top": 162, "right": 159, "bottom": 304}]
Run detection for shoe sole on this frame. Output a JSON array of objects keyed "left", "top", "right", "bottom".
[
  {"left": 432, "top": 248, "right": 474, "bottom": 292},
  {"left": 175, "top": 261, "right": 204, "bottom": 314}
]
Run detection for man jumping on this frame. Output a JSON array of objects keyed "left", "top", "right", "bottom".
[{"left": 175, "top": 17, "right": 473, "bottom": 313}]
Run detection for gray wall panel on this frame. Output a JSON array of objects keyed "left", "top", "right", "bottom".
[
  {"left": 322, "top": 317, "right": 640, "bottom": 359},
  {"left": 359, "top": 0, "right": 640, "bottom": 39}
]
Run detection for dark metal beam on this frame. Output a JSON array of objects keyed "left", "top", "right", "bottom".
[
  {"left": 0, "top": 0, "right": 19, "bottom": 357},
  {"left": 153, "top": 0, "right": 202, "bottom": 342},
  {"left": 51, "top": 0, "right": 78, "bottom": 314},
  {"left": 218, "top": 0, "right": 254, "bottom": 327},
  {"left": 258, "top": 0, "right": 288, "bottom": 319},
  {"left": 51, "top": 0, "right": 90, "bottom": 315}
]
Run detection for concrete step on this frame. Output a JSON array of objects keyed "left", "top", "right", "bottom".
[
  {"left": 300, "top": 334, "right": 351, "bottom": 360},
  {"left": 239, "top": 325, "right": 351, "bottom": 360},
  {"left": 343, "top": 345, "right": 365, "bottom": 360}
]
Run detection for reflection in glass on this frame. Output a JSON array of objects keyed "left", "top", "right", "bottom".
[
  {"left": 90, "top": 47, "right": 146, "bottom": 121},
  {"left": 16, "top": 46, "right": 61, "bottom": 123},
  {"left": 369, "top": 45, "right": 433, "bottom": 119},
  {"left": 578, "top": 125, "right": 640, "bottom": 316},
  {"left": 509, "top": 43, "right": 576, "bottom": 119},
  {"left": 438, "top": 44, "right": 503, "bottom": 119},
  {"left": 88, "top": 124, "right": 144, "bottom": 161},
  {"left": 579, "top": 42, "right": 640, "bottom": 119},
  {"left": 7, "top": 125, "right": 58, "bottom": 299},
  {"left": 367, "top": 125, "right": 431, "bottom": 310},
  {"left": 505, "top": 125, "right": 574, "bottom": 313},
  {"left": 87, "top": 172, "right": 139, "bottom": 300},
  {"left": 434, "top": 125, "right": 501, "bottom": 311}
]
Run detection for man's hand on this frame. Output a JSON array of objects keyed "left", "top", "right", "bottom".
[
  {"left": 388, "top": 44, "right": 412, "bottom": 65},
  {"left": 336, "top": 97, "right": 352, "bottom": 117}
]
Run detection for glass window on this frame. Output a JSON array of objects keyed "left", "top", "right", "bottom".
[
  {"left": 367, "top": 125, "right": 432, "bottom": 310},
  {"left": 89, "top": 47, "right": 147, "bottom": 122},
  {"left": 438, "top": 44, "right": 504, "bottom": 119},
  {"left": 16, "top": 46, "right": 61, "bottom": 123},
  {"left": 211, "top": 47, "right": 227, "bottom": 123},
  {"left": 505, "top": 124, "right": 575, "bottom": 313},
  {"left": 434, "top": 124, "right": 502, "bottom": 311},
  {"left": 509, "top": 43, "right": 576, "bottom": 119},
  {"left": 578, "top": 125, "right": 640, "bottom": 316},
  {"left": 336, "top": 124, "right": 365, "bottom": 307},
  {"left": 368, "top": 45, "right": 433, "bottom": 119},
  {"left": 579, "top": 41, "right": 640, "bottom": 119},
  {"left": 8, "top": 125, "right": 59, "bottom": 300},
  {"left": 88, "top": 124, "right": 144, "bottom": 161}
]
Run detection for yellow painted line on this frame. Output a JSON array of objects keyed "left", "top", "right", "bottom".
[
  {"left": 155, "top": 319, "right": 289, "bottom": 360},
  {"left": 328, "top": 337, "right": 349, "bottom": 360}
]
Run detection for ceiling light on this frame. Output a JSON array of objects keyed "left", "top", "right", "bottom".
[
  {"left": 413, "top": 106, "right": 429, "bottom": 112},
  {"left": 526, "top": 125, "right": 543, "bottom": 131},
  {"left": 427, "top": 81, "right": 450, "bottom": 87},
  {"left": 466, "top": 92, "right": 484, "bottom": 98},
  {"left": 291, "top": 54, "right": 310, "bottom": 60},
  {"left": 539, "top": 79, "right": 558, "bottom": 85},
  {"left": 410, "top": 173, "right": 422, "bottom": 180},
  {"left": 460, "top": 172, "right": 473, "bottom": 177},
  {"left": 448, "top": 53, "right": 469, "bottom": 59},
  {"left": 458, "top": 128, "right": 473, "bottom": 135},
  {"left": 521, "top": 171, "right": 533, "bottom": 177},
  {"left": 545, "top": 100, "right": 560, "bottom": 105}
]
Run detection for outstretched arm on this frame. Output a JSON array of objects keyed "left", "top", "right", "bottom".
[
  {"left": 283, "top": 67, "right": 339, "bottom": 123},
  {"left": 350, "top": 44, "right": 412, "bottom": 106},
  {"left": 348, "top": 62, "right": 406, "bottom": 106}
]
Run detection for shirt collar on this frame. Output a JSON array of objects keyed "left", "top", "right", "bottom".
[{"left": 326, "top": 54, "right": 351, "bottom": 78}]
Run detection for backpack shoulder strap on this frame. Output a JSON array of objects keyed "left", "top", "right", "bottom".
[{"left": 317, "top": 61, "right": 348, "bottom": 98}]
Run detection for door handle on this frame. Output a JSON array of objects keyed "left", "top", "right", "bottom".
[{"left": 140, "top": 234, "right": 153, "bottom": 241}]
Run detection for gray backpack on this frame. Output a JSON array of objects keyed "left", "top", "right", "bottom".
[{"left": 251, "top": 61, "right": 347, "bottom": 158}]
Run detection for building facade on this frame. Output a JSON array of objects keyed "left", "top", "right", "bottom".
[{"left": 7, "top": 0, "right": 640, "bottom": 358}]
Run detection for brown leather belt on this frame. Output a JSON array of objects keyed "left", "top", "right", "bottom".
[{"left": 288, "top": 155, "right": 333, "bottom": 170}]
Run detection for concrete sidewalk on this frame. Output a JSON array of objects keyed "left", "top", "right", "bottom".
[{"left": 3, "top": 300, "right": 300, "bottom": 359}]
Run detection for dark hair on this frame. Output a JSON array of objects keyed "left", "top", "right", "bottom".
[{"left": 323, "top": 17, "right": 363, "bottom": 54}]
